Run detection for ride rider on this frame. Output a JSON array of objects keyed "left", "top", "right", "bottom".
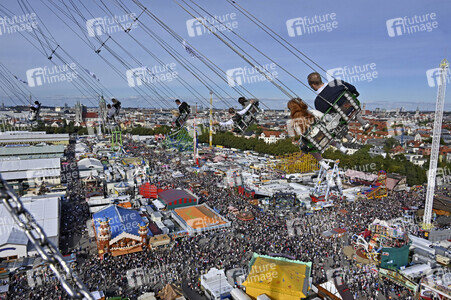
[
  {"left": 29, "top": 101, "right": 41, "bottom": 121},
  {"left": 214, "top": 99, "right": 256, "bottom": 128},
  {"left": 107, "top": 104, "right": 117, "bottom": 123},
  {"left": 307, "top": 72, "right": 370, "bottom": 131},
  {"left": 286, "top": 98, "right": 348, "bottom": 170},
  {"left": 174, "top": 99, "right": 190, "bottom": 127},
  {"left": 112, "top": 98, "right": 121, "bottom": 117}
]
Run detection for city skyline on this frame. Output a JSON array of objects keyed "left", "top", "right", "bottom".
[{"left": 0, "top": 0, "right": 449, "bottom": 111}]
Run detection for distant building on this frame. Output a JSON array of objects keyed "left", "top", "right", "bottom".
[
  {"left": 0, "top": 196, "right": 61, "bottom": 259},
  {"left": 259, "top": 131, "right": 286, "bottom": 144},
  {"left": 0, "top": 131, "right": 69, "bottom": 145},
  {"left": 93, "top": 205, "right": 149, "bottom": 257},
  {"left": 243, "top": 254, "right": 311, "bottom": 300},
  {"left": 0, "top": 144, "right": 65, "bottom": 160},
  {"left": 0, "top": 158, "right": 61, "bottom": 195},
  {"left": 369, "top": 146, "right": 387, "bottom": 158},
  {"left": 171, "top": 204, "right": 231, "bottom": 235},
  {"left": 201, "top": 268, "right": 233, "bottom": 300},
  {"left": 157, "top": 189, "right": 198, "bottom": 210},
  {"left": 78, "top": 158, "right": 104, "bottom": 175},
  {"left": 74, "top": 101, "right": 87, "bottom": 124}
]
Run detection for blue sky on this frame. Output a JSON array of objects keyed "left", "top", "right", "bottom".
[{"left": 0, "top": 0, "right": 449, "bottom": 110}]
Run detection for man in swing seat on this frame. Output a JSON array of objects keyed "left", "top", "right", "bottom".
[
  {"left": 174, "top": 99, "right": 191, "bottom": 127},
  {"left": 214, "top": 99, "right": 257, "bottom": 133},
  {"left": 28, "top": 101, "right": 41, "bottom": 122},
  {"left": 307, "top": 72, "right": 370, "bottom": 132}
]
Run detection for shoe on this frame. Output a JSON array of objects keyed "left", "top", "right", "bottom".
[
  {"left": 339, "top": 146, "right": 349, "bottom": 155},
  {"left": 319, "top": 160, "right": 331, "bottom": 170}
]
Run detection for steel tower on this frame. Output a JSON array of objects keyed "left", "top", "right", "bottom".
[{"left": 423, "top": 58, "right": 449, "bottom": 229}]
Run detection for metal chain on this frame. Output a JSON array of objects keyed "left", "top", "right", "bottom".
[{"left": 0, "top": 175, "right": 94, "bottom": 300}]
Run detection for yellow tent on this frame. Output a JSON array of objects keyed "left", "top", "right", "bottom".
[{"left": 243, "top": 254, "right": 311, "bottom": 300}]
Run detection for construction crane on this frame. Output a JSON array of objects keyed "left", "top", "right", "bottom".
[{"left": 423, "top": 58, "right": 449, "bottom": 230}]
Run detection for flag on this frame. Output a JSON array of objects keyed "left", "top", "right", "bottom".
[
  {"left": 84, "top": 68, "right": 100, "bottom": 81},
  {"left": 182, "top": 40, "right": 201, "bottom": 58},
  {"left": 13, "top": 75, "right": 27, "bottom": 84}
]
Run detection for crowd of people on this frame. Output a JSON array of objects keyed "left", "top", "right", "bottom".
[{"left": 6, "top": 136, "right": 437, "bottom": 300}]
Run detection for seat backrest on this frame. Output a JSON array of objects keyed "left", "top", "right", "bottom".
[{"left": 232, "top": 113, "right": 242, "bottom": 124}]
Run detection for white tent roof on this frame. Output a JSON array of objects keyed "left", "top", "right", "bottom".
[
  {"left": 319, "top": 280, "right": 343, "bottom": 299},
  {"left": 0, "top": 158, "right": 60, "bottom": 172},
  {"left": 0, "top": 197, "right": 59, "bottom": 247},
  {"left": 400, "top": 264, "right": 431, "bottom": 277},
  {"left": 201, "top": 268, "right": 233, "bottom": 299},
  {"left": 78, "top": 158, "right": 103, "bottom": 169},
  {"left": 152, "top": 200, "right": 166, "bottom": 210}
]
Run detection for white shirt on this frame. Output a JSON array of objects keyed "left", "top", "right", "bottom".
[
  {"left": 219, "top": 103, "right": 254, "bottom": 127},
  {"left": 310, "top": 109, "right": 324, "bottom": 119},
  {"left": 108, "top": 107, "right": 116, "bottom": 118},
  {"left": 316, "top": 83, "right": 327, "bottom": 95}
]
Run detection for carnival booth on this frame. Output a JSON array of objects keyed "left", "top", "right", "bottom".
[{"left": 157, "top": 189, "right": 197, "bottom": 210}]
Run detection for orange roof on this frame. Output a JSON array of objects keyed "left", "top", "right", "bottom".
[
  {"left": 391, "top": 145, "right": 405, "bottom": 153},
  {"left": 440, "top": 146, "right": 451, "bottom": 155},
  {"left": 374, "top": 131, "right": 388, "bottom": 136},
  {"left": 85, "top": 112, "right": 98, "bottom": 119},
  {"left": 408, "top": 141, "right": 422, "bottom": 147},
  {"left": 262, "top": 130, "right": 283, "bottom": 137}
]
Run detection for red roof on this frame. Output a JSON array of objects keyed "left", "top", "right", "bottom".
[
  {"left": 408, "top": 141, "right": 422, "bottom": 147},
  {"left": 262, "top": 130, "right": 283, "bottom": 137},
  {"left": 391, "top": 145, "right": 405, "bottom": 153},
  {"left": 158, "top": 189, "right": 196, "bottom": 205},
  {"left": 85, "top": 112, "right": 98, "bottom": 119},
  {"left": 440, "top": 146, "right": 451, "bottom": 155}
]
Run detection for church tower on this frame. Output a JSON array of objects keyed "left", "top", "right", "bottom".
[
  {"left": 97, "top": 218, "right": 111, "bottom": 254},
  {"left": 99, "top": 96, "right": 107, "bottom": 122},
  {"left": 138, "top": 221, "right": 148, "bottom": 248}
]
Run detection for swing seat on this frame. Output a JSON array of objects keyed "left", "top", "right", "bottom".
[
  {"left": 173, "top": 111, "right": 190, "bottom": 128},
  {"left": 297, "top": 91, "right": 362, "bottom": 153},
  {"left": 298, "top": 122, "right": 334, "bottom": 154},
  {"left": 322, "top": 90, "right": 361, "bottom": 126},
  {"left": 28, "top": 110, "right": 40, "bottom": 122},
  {"left": 233, "top": 102, "right": 261, "bottom": 134}
]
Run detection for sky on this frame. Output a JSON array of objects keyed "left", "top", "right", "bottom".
[{"left": 0, "top": 0, "right": 450, "bottom": 111}]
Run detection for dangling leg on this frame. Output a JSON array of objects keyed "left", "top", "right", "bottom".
[
  {"left": 330, "top": 140, "right": 348, "bottom": 155},
  {"left": 355, "top": 113, "right": 370, "bottom": 131},
  {"left": 344, "top": 134, "right": 356, "bottom": 144},
  {"left": 310, "top": 152, "right": 330, "bottom": 170}
]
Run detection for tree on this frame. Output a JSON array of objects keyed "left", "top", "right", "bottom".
[
  {"left": 322, "top": 145, "right": 427, "bottom": 185},
  {"left": 384, "top": 137, "right": 400, "bottom": 153}
]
